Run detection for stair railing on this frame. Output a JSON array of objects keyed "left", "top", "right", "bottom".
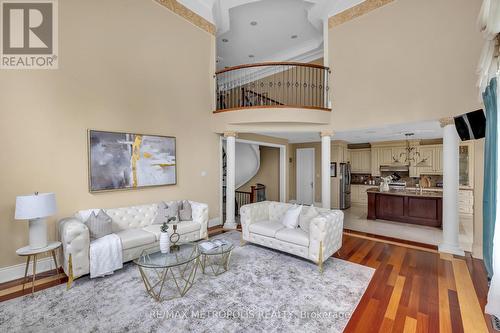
[{"left": 215, "top": 62, "right": 331, "bottom": 112}]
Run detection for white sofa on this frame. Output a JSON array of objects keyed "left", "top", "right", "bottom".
[
  {"left": 240, "top": 201, "right": 343, "bottom": 270},
  {"left": 58, "top": 201, "right": 208, "bottom": 284}
]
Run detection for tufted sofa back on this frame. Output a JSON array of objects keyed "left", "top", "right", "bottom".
[
  {"left": 267, "top": 202, "right": 332, "bottom": 222},
  {"left": 268, "top": 202, "right": 293, "bottom": 221},
  {"left": 76, "top": 203, "right": 159, "bottom": 232}
]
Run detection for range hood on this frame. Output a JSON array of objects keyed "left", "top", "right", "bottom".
[{"left": 380, "top": 164, "right": 409, "bottom": 172}]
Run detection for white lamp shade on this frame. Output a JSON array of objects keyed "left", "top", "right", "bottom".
[{"left": 15, "top": 193, "right": 57, "bottom": 220}]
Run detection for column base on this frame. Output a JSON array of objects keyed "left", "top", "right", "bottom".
[
  {"left": 438, "top": 243, "right": 465, "bottom": 256},
  {"left": 223, "top": 222, "right": 238, "bottom": 230}
]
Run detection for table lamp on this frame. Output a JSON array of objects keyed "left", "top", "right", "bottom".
[{"left": 15, "top": 192, "right": 57, "bottom": 249}]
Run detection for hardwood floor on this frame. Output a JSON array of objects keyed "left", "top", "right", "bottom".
[
  {"left": 0, "top": 268, "right": 67, "bottom": 302},
  {"left": 0, "top": 226, "right": 494, "bottom": 333},
  {"left": 336, "top": 232, "right": 494, "bottom": 333}
]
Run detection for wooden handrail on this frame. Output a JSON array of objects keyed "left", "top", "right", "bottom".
[
  {"left": 215, "top": 61, "right": 330, "bottom": 75},
  {"left": 236, "top": 189, "right": 254, "bottom": 203}
]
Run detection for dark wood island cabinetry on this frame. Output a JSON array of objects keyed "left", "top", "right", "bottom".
[{"left": 367, "top": 188, "right": 442, "bottom": 227}]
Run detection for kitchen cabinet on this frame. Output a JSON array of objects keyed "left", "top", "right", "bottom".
[
  {"left": 416, "top": 146, "right": 436, "bottom": 174},
  {"left": 459, "top": 143, "right": 474, "bottom": 188},
  {"left": 405, "top": 187, "right": 473, "bottom": 216},
  {"left": 351, "top": 185, "right": 372, "bottom": 205},
  {"left": 391, "top": 147, "right": 407, "bottom": 164},
  {"left": 371, "top": 148, "right": 380, "bottom": 176},
  {"left": 350, "top": 149, "right": 371, "bottom": 173},
  {"left": 458, "top": 190, "right": 473, "bottom": 215},
  {"left": 367, "top": 189, "right": 442, "bottom": 227},
  {"left": 331, "top": 143, "right": 349, "bottom": 164},
  {"left": 379, "top": 148, "right": 394, "bottom": 165},
  {"left": 366, "top": 142, "right": 473, "bottom": 187},
  {"left": 415, "top": 145, "right": 443, "bottom": 176},
  {"left": 434, "top": 146, "right": 443, "bottom": 173},
  {"left": 343, "top": 146, "right": 350, "bottom": 163}
]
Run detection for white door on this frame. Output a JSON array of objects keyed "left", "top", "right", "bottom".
[{"left": 296, "top": 148, "right": 315, "bottom": 205}]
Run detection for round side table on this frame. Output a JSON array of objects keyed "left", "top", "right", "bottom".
[
  {"left": 198, "top": 240, "right": 234, "bottom": 276},
  {"left": 16, "top": 241, "right": 62, "bottom": 295}
]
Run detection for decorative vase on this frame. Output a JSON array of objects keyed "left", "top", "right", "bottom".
[{"left": 160, "top": 232, "right": 170, "bottom": 254}]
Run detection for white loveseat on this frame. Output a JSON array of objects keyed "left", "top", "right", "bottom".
[
  {"left": 58, "top": 201, "right": 208, "bottom": 284},
  {"left": 240, "top": 201, "right": 343, "bottom": 270}
]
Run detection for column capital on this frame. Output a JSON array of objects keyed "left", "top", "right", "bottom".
[
  {"left": 439, "top": 117, "right": 455, "bottom": 128},
  {"left": 223, "top": 131, "right": 238, "bottom": 138},
  {"left": 320, "top": 130, "right": 334, "bottom": 137}
]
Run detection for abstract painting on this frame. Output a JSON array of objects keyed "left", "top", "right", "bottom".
[{"left": 88, "top": 130, "right": 176, "bottom": 192}]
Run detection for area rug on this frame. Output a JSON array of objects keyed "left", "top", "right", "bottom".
[{"left": 0, "top": 231, "right": 374, "bottom": 333}]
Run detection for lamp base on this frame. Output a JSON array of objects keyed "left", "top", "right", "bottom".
[{"left": 29, "top": 218, "right": 48, "bottom": 249}]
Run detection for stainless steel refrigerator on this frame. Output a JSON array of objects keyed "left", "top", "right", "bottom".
[{"left": 339, "top": 163, "right": 351, "bottom": 210}]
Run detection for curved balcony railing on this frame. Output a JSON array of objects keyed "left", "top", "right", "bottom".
[{"left": 214, "top": 62, "right": 331, "bottom": 113}]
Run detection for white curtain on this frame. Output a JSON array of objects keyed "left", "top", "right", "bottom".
[{"left": 479, "top": 0, "right": 500, "bottom": 320}]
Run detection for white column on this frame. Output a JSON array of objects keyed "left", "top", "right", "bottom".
[
  {"left": 224, "top": 132, "right": 237, "bottom": 230},
  {"left": 438, "top": 118, "right": 464, "bottom": 256},
  {"left": 322, "top": 16, "right": 329, "bottom": 68},
  {"left": 321, "top": 131, "right": 332, "bottom": 209}
]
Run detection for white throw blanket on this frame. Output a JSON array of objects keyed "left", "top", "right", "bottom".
[{"left": 90, "top": 233, "right": 123, "bottom": 278}]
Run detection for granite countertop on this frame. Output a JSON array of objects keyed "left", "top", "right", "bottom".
[{"left": 366, "top": 187, "right": 443, "bottom": 198}]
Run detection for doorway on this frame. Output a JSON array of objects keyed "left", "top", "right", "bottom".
[{"left": 296, "top": 148, "right": 315, "bottom": 205}]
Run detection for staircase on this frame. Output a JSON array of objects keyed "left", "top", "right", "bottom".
[
  {"left": 218, "top": 87, "right": 284, "bottom": 109},
  {"left": 222, "top": 141, "right": 265, "bottom": 222}
]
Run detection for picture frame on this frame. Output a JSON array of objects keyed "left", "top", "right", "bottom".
[{"left": 88, "top": 129, "right": 177, "bottom": 192}]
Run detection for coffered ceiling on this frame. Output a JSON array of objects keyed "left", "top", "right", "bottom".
[{"left": 175, "top": 0, "right": 365, "bottom": 69}]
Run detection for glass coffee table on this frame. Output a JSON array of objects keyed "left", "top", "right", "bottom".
[
  {"left": 134, "top": 243, "right": 199, "bottom": 301},
  {"left": 198, "top": 240, "right": 234, "bottom": 276}
]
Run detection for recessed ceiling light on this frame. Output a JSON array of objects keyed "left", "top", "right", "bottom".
[
  {"left": 250, "top": 21, "right": 258, "bottom": 26},
  {"left": 221, "top": 38, "right": 228, "bottom": 42},
  {"left": 291, "top": 35, "right": 298, "bottom": 39},
  {"left": 248, "top": 54, "right": 254, "bottom": 58}
]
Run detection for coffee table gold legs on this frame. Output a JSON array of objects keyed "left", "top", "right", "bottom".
[
  {"left": 138, "top": 258, "right": 199, "bottom": 302},
  {"left": 200, "top": 251, "right": 232, "bottom": 276}
]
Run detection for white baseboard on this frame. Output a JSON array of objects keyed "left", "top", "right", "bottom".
[
  {"left": 208, "top": 217, "right": 222, "bottom": 228},
  {"left": 0, "top": 257, "right": 57, "bottom": 284}
]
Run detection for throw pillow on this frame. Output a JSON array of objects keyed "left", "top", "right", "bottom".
[
  {"left": 166, "top": 201, "right": 180, "bottom": 223},
  {"left": 299, "top": 205, "right": 319, "bottom": 233},
  {"left": 281, "top": 205, "right": 302, "bottom": 229},
  {"left": 84, "top": 209, "right": 112, "bottom": 240},
  {"left": 153, "top": 201, "right": 169, "bottom": 225},
  {"left": 179, "top": 200, "right": 192, "bottom": 221}
]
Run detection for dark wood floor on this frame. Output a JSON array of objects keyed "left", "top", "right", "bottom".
[
  {"left": 337, "top": 231, "right": 493, "bottom": 333},
  {"left": 0, "top": 268, "right": 67, "bottom": 302},
  {"left": 0, "top": 227, "right": 494, "bottom": 333}
]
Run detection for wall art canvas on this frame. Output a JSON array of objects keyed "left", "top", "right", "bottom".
[{"left": 88, "top": 130, "right": 176, "bottom": 192}]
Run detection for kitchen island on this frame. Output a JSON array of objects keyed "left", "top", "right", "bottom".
[{"left": 367, "top": 188, "right": 442, "bottom": 227}]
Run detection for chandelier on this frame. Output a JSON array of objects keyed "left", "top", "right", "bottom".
[{"left": 397, "top": 133, "right": 421, "bottom": 165}]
